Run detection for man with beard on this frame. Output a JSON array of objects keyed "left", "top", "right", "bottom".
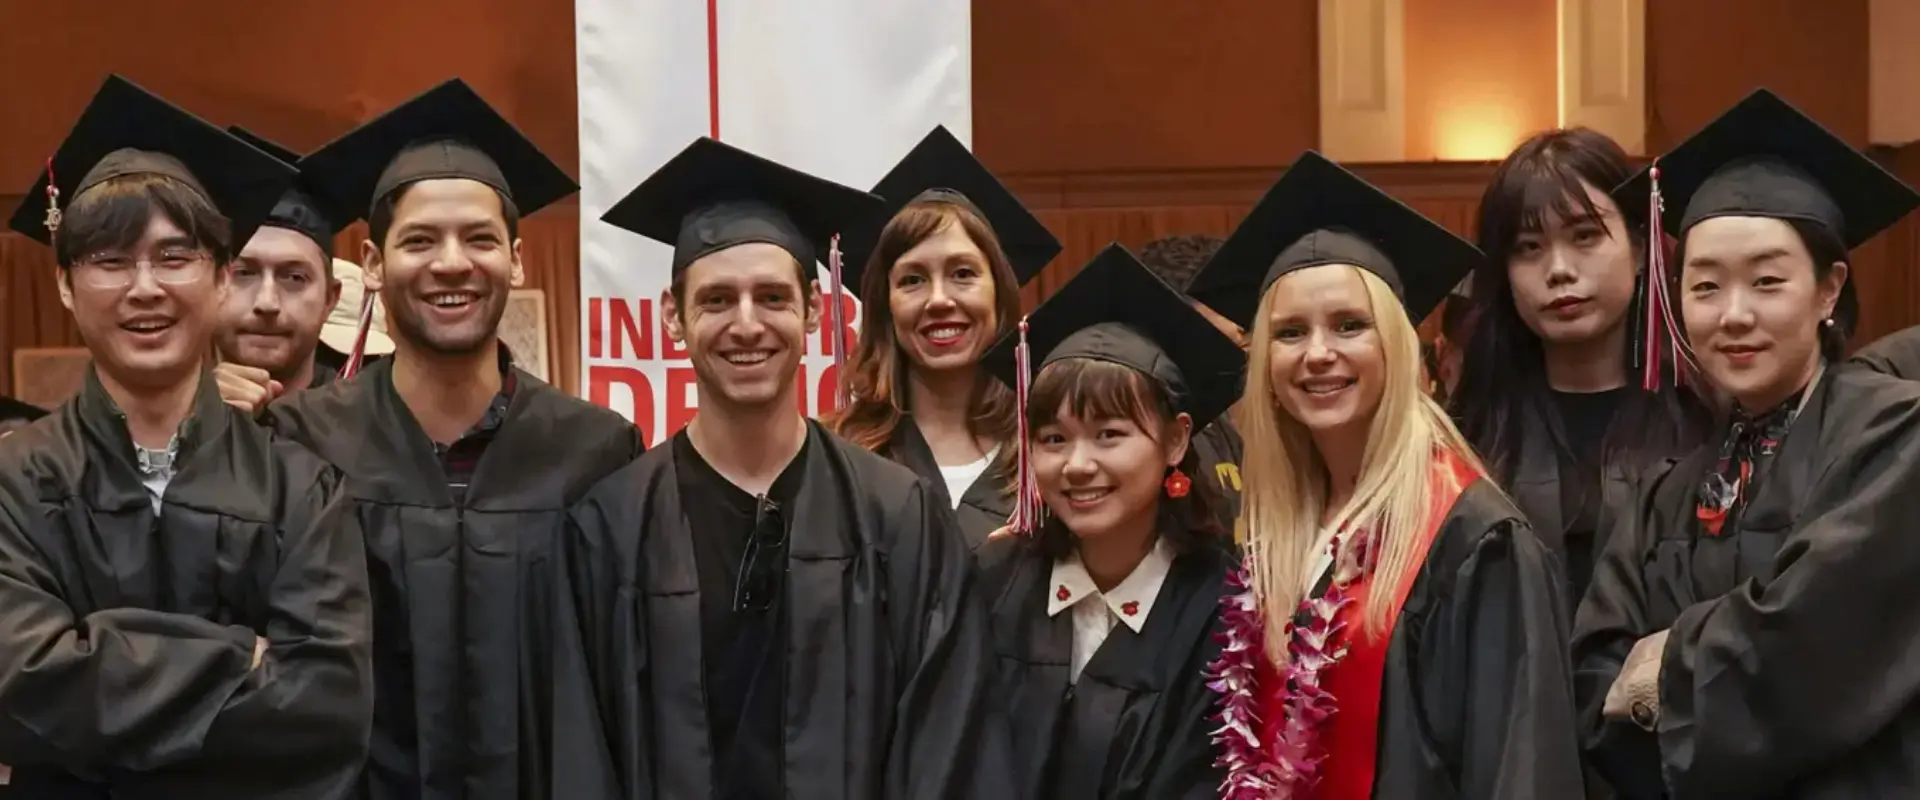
[
  {"left": 0, "top": 75, "right": 371, "bottom": 799},
  {"left": 231, "top": 79, "right": 644, "bottom": 800},
  {"left": 557, "top": 137, "right": 1010, "bottom": 799},
  {"left": 212, "top": 128, "right": 348, "bottom": 407}
]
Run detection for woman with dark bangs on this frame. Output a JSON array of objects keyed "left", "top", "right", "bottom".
[
  {"left": 974, "top": 245, "right": 1242, "bottom": 799},
  {"left": 829, "top": 126, "right": 1059, "bottom": 547},
  {"left": 1450, "top": 127, "right": 1712, "bottom": 609},
  {"left": 1573, "top": 91, "right": 1920, "bottom": 798},
  {"left": 1187, "top": 153, "right": 1581, "bottom": 799}
]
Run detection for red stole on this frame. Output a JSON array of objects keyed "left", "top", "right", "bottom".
[{"left": 1256, "top": 452, "right": 1479, "bottom": 798}]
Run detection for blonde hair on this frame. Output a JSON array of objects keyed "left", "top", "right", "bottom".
[{"left": 1238, "top": 266, "right": 1489, "bottom": 663}]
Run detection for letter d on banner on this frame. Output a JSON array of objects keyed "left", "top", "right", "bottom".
[{"left": 575, "top": 0, "right": 972, "bottom": 447}]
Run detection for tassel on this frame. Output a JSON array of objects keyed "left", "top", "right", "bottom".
[
  {"left": 826, "top": 234, "right": 848, "bottom": 412},
  {"left": 1008, "top": 318, "right": 1044, "bottom": 534},
  {"left": 42, "top": 158, "right": 62, "bottom": 236},
  {"left": 337, "top": 291, "right": 377, "bottom": 380},
  {"left": 1641, "top": 163, "right": 1698, "bottom": 390}
]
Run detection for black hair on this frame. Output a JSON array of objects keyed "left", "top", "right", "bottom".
[
  {"left": 366, "top": 181, "right": 521, "bottom": 252},
  {"left": 1024, "top": 357, "right": 1226, "bottom": 560},
  {"left": 1137, "top": 234, "right": 1225, "bottom": 293},
  {"left": 1450, "top": 127, "right": 1712, "bottom": 484},
  {"left": 53, "top": 174, "right": 232, "bottom": 268}
]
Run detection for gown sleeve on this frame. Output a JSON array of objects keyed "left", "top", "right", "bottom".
[
  {"left": 1569, "top": 461, "right": 1674, "bottom": 798},
  {"left": 0, "top": 460, "right": 371, "bottom": 784},
  {"left": 1656, "top": 397, "right": 1920, "bottom": 797},
  {"left": 194, "top": 461, "right": 374, "bottom": 788},
  {"left": 1422, "top": 515, "right": 1585, "bottom": 799},
  {"left": 882, "top": 478, "right": 1016, "bottom": 800}
]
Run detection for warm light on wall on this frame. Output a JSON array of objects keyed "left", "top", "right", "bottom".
[{"left": 1432, "top": 102, "right": 1525, "bottom": 160}]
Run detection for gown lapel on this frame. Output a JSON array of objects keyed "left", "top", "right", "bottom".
[{"left": 638, "top": 453, "right": 713, "bottom": 799}]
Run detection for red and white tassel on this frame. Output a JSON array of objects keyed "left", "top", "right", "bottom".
[
  {"left": 826, "top": 234, "right": 848, "bottom": 412},
  {"left": 337, "top": 291, "right": 377, "bottom": 380},
  {"left": 42, "top": 158, "right": 62, "bottom": 236},
  {"left": 1641, "top": 163, "right": 1698, "bottom": 390},
  {"left": 1008, "top": 318, "right": 1044, "bottom": 535}
]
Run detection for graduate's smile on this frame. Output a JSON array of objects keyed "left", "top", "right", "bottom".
[
  {"left": 1718, "top": 342, "right": 1768, "bottom": 367},
  {"left": 119, "top": 314, "right": 179, "bottom": 346},
  {"left": 720, "top": 348, "right": 779, "bottom": 369},
  {"left": 917, "top": 321, "right": 972, "bottom": 350},
  {"left": 422, "top": 290, "right": 483, "bottom": 319},
  {"left": 1063, "top": 486, "right": 1115, "bottom": 510},
  {"left": 1297, "top": 376, "right": 1357, "bottom": 400}
]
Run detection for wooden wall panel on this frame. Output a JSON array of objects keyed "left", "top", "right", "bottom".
[
  {"left": 1007, "top": 162, "right": 1493, "bottom": 313},
  {"left": 1647, "top": 0, "right": 1870, "bottom": 150},
  {"left": 971, "top": 0, "right": 1319, "bottom": 175}
]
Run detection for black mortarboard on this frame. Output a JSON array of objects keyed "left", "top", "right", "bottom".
[
  {"left": 226, "top": 126, "right": 350, "bottom": 258},
  {"left": 299, "top": 79, "right": 577, "bottom": 222},
  {"left": 600, "top": 137, "right": 885, "bottom": 276},
  {"left": 1187, "top": 151, "right": 1483, "bottom": 330},
  {"left": 7, "top": 75, "right": 298, "bottom": 251},
  {"left": 837, "top": 125, "right": 1060, "bottom": 291},
  {"left": 983, "top": 243, "right": 1244, "bottom": 431},
  {"left": 1613, "top": 88, "right": 1920, "bottom": 250}
]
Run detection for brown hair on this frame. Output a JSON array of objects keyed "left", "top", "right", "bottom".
[
  {"left": 1025, "top": 357, "right": 1224, "bottom": 559},
  {"left": 828, "top": 199, "right": 1021, "bottom": 458},
  {"left": 54, "top": 174, "right": 232, "bottom": 268}
]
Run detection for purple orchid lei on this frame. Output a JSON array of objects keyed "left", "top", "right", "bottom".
[{"left": 1208, "top": 532, "right": 1369, "bottom": 799}]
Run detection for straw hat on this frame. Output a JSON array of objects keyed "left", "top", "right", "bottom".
[{"left": 319, "top": 259, "right": 395, "bottom": 356}]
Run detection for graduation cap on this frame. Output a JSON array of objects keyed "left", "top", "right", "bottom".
[
  {"left": 299, "top": 78, "right": 578, "bottom": 222},
  {"left": 1187, "top": 151, "right": 1483, "bottom": 331},
  {"left": 225, "top": 127, "right": 351, "bottom": 259},
  {"left": 1612, "top": 88, "right": 1920, "bottom": 250},
  {"left": 984, "top": 244, "right": 1245, "bottom": 433},
  {"left": 600, "top": 137, "right": 885, "bottom": 276},
  {"left": 7, "top": 75, "right": 299, "bottom": 253},
  {"left": 836, "top": 125, "right": 1060, "bottom": 291}
]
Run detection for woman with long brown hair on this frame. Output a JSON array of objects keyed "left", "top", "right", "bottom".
[
  {"left": 1187, "top": 152, "right": 1582, "bottom": 798},
  {"left": 830, "top": 126, "right": 1058, "bottom": 546}
]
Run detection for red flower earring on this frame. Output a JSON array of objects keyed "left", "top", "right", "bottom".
[{"left": 1164, "top": 468, "right": 1192, "bottom": 498}]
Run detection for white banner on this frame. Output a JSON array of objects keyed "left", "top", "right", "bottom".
[{"left": 575, "top": 0, "right": 972, "bottom": 447}]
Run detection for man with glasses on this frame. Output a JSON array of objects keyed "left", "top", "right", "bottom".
[
  {"left": 212, "top": 128, "right": 350, "bottom": 407},
  {"left": 559, "top": 138, "right": 1009, "bottom": 799},
  {"left": 0, "top": 76, "right": 372, "bottom": 799},
  {"left": 246, "top": 80, "right": 644, "bottom": 800}
]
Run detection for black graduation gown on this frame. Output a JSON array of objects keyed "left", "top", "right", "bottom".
[
  {"left": 1572, "top": 364, "right": 1920, "bottom": 798},
  {"left": 0, "top": 370, "right": 372, "bottom": 799},
  {"left": 265, "top": 358, "right": 643, "bottom": 800},
  {"left": 1357, "top": 478, "right": 1587, "bottom": 798},
  {"left": 975, "top": 534, "right": 1233, "bottom": 800},
  {"left": 1505, "top": 402, "right": 1633, "bottom": 612},
  {"left": 1849, "top": 323, "right": 1920, "bottom": 379},
  {"left": 1190, "top": 417, "right": 1246, "bottom": 538},
  {"left": 554, "top": 421, "right": 1014, "bottom": 799},
  {"left": 886, "top": 420, "right": 1010, "bottom": 549}
]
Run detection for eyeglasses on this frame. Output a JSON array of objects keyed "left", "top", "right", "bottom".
[
  {"left": 73, "top": 248, "right": 212, "bottom": 290},
  {"left": 732, "top": 496, "right": 788, "bottom": 613}
]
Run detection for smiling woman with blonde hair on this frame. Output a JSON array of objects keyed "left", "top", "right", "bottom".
[{"left": 1187, "top": 152, "right": 1582, "bottom": 799}]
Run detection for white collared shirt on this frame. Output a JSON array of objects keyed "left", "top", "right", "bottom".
[{"left": 1047, "top": 539, "right": 1176, "bottom": 683}]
